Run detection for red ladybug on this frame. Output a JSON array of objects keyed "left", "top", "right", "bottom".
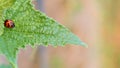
[{"left": 4, "top": 20, "right": 15, "bottom": 28}]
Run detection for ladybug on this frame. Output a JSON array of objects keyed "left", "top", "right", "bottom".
[{"left": 4, "top": 19, "right": 15, "bottom": 28}]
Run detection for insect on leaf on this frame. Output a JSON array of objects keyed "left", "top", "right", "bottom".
[{"left": 0, "top": 0, "right": 87, "bottom": 68}]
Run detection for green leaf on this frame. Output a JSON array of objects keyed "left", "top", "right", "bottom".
[{"left": 0, "top": 0, "right": 87, "bottom": 68}]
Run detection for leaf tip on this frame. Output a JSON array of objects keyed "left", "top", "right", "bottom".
[{"left": 80, "top": 42, "right": 88, "bottom": 48}]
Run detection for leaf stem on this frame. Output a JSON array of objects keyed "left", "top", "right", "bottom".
[
  {"left": 9, "top": 58, "right": 18, "bottom": 68},
  {"left": 10, "top": 62, "right": 18, "bottom": 68}
]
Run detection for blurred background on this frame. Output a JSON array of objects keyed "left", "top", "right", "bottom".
[{"left": 0, "top": 0, "right": 120, "bottom": 68}]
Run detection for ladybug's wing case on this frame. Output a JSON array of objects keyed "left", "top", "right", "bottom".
[{"left": 4, "top": 20, "right": 15, "bottom": 28}]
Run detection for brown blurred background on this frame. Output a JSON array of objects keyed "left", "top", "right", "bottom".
[{"left": 1, "top": 0, "right": 120, "bottom": 68}]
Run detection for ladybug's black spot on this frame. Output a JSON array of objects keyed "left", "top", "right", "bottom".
[{"left": 4, "top": 19, "right": 15, "bottom": 28}]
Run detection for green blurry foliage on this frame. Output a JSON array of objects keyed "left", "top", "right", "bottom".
[{"left": 0, "top": 64, "right": 12, "bottom": 68}]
